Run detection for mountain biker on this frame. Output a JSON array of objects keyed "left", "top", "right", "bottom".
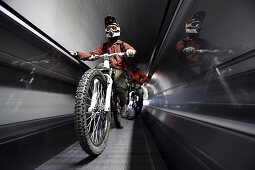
[
  {"left": 70, "top": 16, "right": 136, "bottom": 121},
  {"left": 128, "top": 64, "right": 147, "bottom": 106},
  {"left": 176, "top": 11, "right": 214, "bottom": 77}
]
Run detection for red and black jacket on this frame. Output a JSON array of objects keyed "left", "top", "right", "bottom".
[
  {"left": 78, "top": 40, "right": 136, "bottom": 70},
  {"left": 129, "top": 69, "right": 148, "bottom": 84},
  {"left": 176, "top": 37, "right": 213, "bottom": 68}
]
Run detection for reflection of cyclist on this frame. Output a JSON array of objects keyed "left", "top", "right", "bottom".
[
  {"left": 176, "top": 11, "right": 214, "bottom": 77},
  {"left": 129, "top": 64, "right": 147, "bottom": 102},
  {"left": 25, "top": 49, "right": 64, "bottom": 68},
  {"left": 70, "top": 16, "right": 136, "bottom": 118}
]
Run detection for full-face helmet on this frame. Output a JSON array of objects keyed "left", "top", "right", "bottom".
[
  {"left": 105, "top": 16, "right": 120, "bottom": 38},
  {"left": 185, "top": 11, "right": 205, "bottom": 36}
]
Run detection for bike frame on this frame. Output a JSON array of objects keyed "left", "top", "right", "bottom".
[
  {"left": 88, "top": 52, "right": 124, "bottom": 113},
  {"left": 128, "top": 82, "right": 141, "bottom": 105}
]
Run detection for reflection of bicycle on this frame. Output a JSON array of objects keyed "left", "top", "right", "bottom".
[
  {"left": 196, "top": 49, "right": 234, "bottom": 70},
  {"left": 12, "top": 59, "right": 50, "bottom": 88},
  {"left": 179, "top": 49, "right": 234, "bottom": 81},
  {"left": 74, "top": 52, "right": 126, "bottom": 156},
  {"left": 126, "top": 82, "right": 143, "bottom": 120}
]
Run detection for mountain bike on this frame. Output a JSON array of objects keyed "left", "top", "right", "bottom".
[
  {"left": 179, "top": 48, "right": 234, "bottom": 81},
  {"left": 126, "top": 82, "right": 143, "bottom": 120},
  {"left": 11, "top": 59, "right": 51, "bottom": 88},
  {"left": 74, "top": 52, "right": 125, "bottom": 156},
  {"left": 195, "top": 49, "right": 235, "bottom": 81}
]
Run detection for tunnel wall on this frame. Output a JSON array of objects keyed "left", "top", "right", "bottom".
[
  {"left": 143, "top": 106, "right": 255, "bottom": 170},
  {"left": 0, "top": 2, "right": 87, "bottom": 125},
  {"left": 2, "top": 0, "right": 106, "bottom": 68},
  {"left": 0, "top": 3, "right": 85, "bottom": 169},
  {"left": 3, "top": 0, "right": 169, "bottom": 70},
  {"left": 144, "top": 0, "right": 255, "bottom": 169}
]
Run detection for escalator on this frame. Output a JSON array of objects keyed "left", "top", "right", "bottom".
[{"left": 36, "top": 110, "right": 167, "bottom": 170}]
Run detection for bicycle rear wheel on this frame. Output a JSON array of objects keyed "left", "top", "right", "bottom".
[
  {"left": 127, "top": 93, "right": 142, "bottom": 120},
  {"left": 74, "top": 69, "right": 110, "bottom": 156}
]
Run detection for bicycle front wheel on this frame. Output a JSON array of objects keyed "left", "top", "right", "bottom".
[{"left": 74, "top": 69, "right": 110, "bottom": 156}]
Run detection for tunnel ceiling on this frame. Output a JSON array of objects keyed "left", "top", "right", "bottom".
[{"left": 3, "top": 0, "right": 176, "bottom": 71}]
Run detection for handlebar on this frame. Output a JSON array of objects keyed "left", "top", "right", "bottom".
[
  {"left": 12, "top": 59, "right": 50, "bottom": 66},
  {"left": 82, "top": 52, "right": 126, "bottom": 61},
  {"left": 196, "top": 49, "right": 234, "bottom": 55},
  {"left": 94, "top": 52, "right": 125, "bottom": 58}
]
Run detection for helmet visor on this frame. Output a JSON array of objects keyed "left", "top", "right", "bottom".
[
  {"left": 105, "top": 25, "right": 119, "bottom": 32},
  {"left": 185, "top": 21, "right": 201, "bottom": 29}
]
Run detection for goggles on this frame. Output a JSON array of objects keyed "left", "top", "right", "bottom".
[
  {"left": 185, "top": 21, "right": 201, "bottom": 29},
  {"left": 105, "top": 25, "right": 120, "bottom": 32}
]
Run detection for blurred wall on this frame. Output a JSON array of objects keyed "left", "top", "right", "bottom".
[
  {"left": 0, "top": 5, "right": 85, "bottom": 125},
  {"left": 3, "top": 0, "right": 168, "bottom": 69},
  {"left": 145, "top": 0, "right": 255, "bottom": 124},
  {"left": 149, "top": 0, "right": 255, "bottom": 92}
]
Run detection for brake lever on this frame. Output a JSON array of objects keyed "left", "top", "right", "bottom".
[
  {"left": 123, "top": 53, "right": 127, "bottom": 58},
  {"left": 88, "top": 55, "right": 96, "bottom": 60},
  {"left": 80, "top": 55, "right": 96, "bottom": 61}
]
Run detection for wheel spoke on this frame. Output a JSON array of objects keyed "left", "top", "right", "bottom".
[
  {"left": 94, "top": 128, "right": 97, "bottom": 143},
  {"left": 90, "top": 115, "right": 96, "bottom": 142},
  {"left": 96, "top": 118, "right": 100, "bottom": 143},
  {"left": 96, "top": 114, "right": 101, "bottom": 142},
  {"left": 91, "top": 113, "right": 100, "bottom": 143},
  {"left": 87, "top": 117, "right": 92, "bottom": 132},
  {"left": 82, "top": 77, "right": 107, "bottom": 145},
  {"left": 89, "top": 84, "right": 93, "bottom": 94},
  {"left": 87, "top": 112, "right": 96, "bottom": 132},
  {"left": 86, "top": 112, "right": 93, "bottom": 120},
  {"left": 98, "top": 120, "right": 102, "bottom": 141},
  {"left": 93, "top": 115, "right": 98, "bottom": 142},
  {"left": 99, "top": 113, "right": 104, "bottom": 139}
]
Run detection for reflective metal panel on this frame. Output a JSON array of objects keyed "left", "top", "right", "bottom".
[
  {"left": 0, "top": 4, "right": 87, "bottom": 125},
  {"left": 146, "top": 0, "right": 255, "bottom": 124}
]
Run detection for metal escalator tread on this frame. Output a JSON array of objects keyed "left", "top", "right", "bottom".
[{"left": 35, "top": 111, "right": 167, "bottom": 170}]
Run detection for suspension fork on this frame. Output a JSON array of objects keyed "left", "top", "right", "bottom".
[
  {"left": 88, "top": 79, "right": 100, "bottom": 112},
  {"left": 104, "top": 74, "right": 113, "bottom": 112}
]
